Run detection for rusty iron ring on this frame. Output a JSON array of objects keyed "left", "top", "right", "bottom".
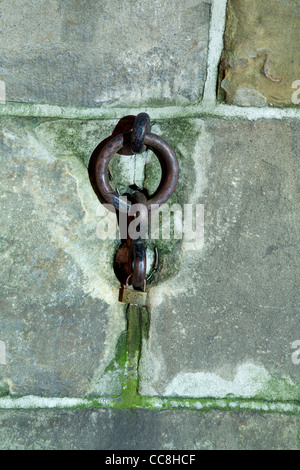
[
  {"left": 95, "top": 122, "right": 179, "bottom": 213},
  {"left": 131, "top": 112, "right": 151, "bottom": 154}
]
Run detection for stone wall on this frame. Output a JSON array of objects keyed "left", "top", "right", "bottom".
[{"left": 0, "top": 0, "right": 299, "bottom": 450}]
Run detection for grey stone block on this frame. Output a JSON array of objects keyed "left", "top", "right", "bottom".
[
  {"left": 0, "top": 0, "right": 211, "bottom": 107},
  {"left": 140, "top": 118, "right": 300, "bottom": 400},
  {"left": 219, "top": 0, "right": 300, "bottom": 107},
  {"left": 0, "top": 116, "right": 126, "bottom": 397},
  {"left": 0, "top": 408, "right": 299, "bottom": 450},
  {"left": 1, "top": 114, "right": 299, "bottom": 404}
]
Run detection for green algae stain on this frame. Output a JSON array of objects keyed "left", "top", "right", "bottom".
[
  {"left": 254, "top": 377, "right": 300, "bottom": 403},
  {"left": 113, "top": 306, "right": 151, "bottom": 409}
]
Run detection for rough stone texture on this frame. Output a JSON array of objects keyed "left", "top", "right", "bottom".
[
  {"left": 219, "top": 0, "right": 300, "bottom": 107},
  {"left": 1, "top": 0, "right": 300, "bottom": 453},
  {"left": 0, "top": 408, "right": 299, "bottom": 450},
  {"left": 32, "top": 118, "right": 201, "bottom": 285},
  {"left": 1, "top": 113, "right": 299, "bottom": 409},
  {"left": 0, "top": 0, "right": 211, "bottom": 108},
  {"left": 0, "top": 116, "right": 126, "bottom": 397},
  {"left": 140, "top": 118, "right": 300, "bottom": 399}
]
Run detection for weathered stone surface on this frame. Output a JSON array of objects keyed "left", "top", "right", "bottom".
[
  {"left": 0, "top": 408, "right": 299, "bottom": 450},
  {"left": 33, "top": 118, "right": 200, "bottom": 285},
  {"left": 1, "top": 112, "right": 300, "bottom": 409},
  {"left": 0, "top": 0, "right": 211, "bottom": 107},
  {"left": 0, "top": 117, "right": 126, "bottom": 397},
  {"left": 140, "top": 118, "right": 300, "bottom": 399},
  {"left": 219, "top": 0, "right": 300, "bottom": 107}
]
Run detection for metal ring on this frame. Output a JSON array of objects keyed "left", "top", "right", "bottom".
[
  {"left": 131, "top": 112, "right": 151, "bottom": 154},
  {"left": 95, "top": 128, "right": 179, "bottom": 213}
]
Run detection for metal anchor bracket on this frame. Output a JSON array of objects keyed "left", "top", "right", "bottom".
[{"left": 92, "top": 112, "right": 179, "bottom": 304}]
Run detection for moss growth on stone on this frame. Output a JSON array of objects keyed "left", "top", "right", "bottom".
[
  {"left": 0, "top": 386, "right": 9, "bottom": 397},
  {"left": 254, "top": 378, "right": 300, "bottom": 403}
]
